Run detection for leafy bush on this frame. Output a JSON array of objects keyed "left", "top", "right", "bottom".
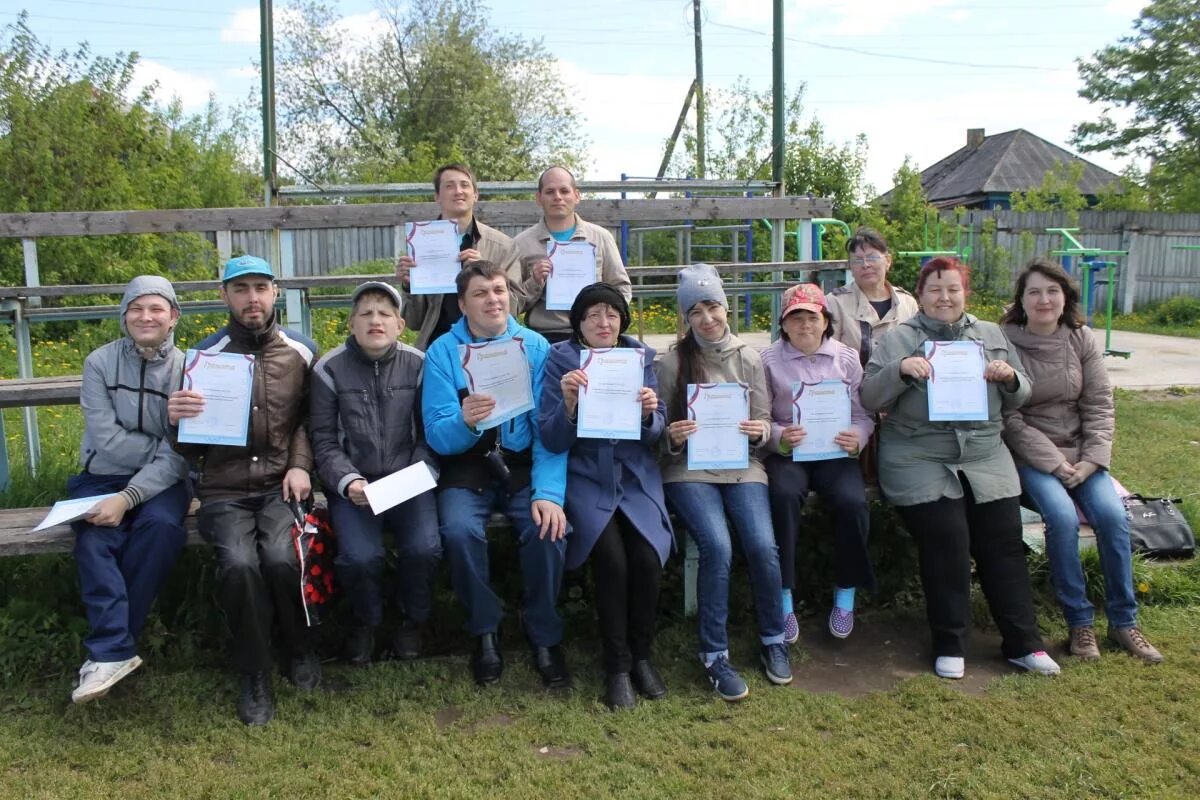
[{"left": 1146, "top": 296, "right": 1200, "bottom": 327}]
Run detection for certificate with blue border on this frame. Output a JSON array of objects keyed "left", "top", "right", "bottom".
[
  {"left": 924, "top": 340, "right": 988, "bottom": 421},
  {"left": 177, "top": 349, "right": 255, "bottom": 446},
  {"left": 686, "top": 382, "right": 750, "bottom": 470},
  {"left": 458, "top": 337, "right": 534, "bottom": 431},
  {"left": 791, "top": 379, "right": 851, "bottom": 461},
  {"left": 577, "top": 347, "right": 643, "bottom": 440}
]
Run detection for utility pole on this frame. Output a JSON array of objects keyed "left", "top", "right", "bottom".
[
  {"left": 693, "top": 0, "right": 705, "bottom": 179},
  {"left": 260, "top": 0, "right": 277, "bottom": 208},
  {"left": 771, "top": 0, "right": 784, "bottom": 192}
]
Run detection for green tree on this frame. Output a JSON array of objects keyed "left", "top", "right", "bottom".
[
  {"left": 1009, "top": 161, "right": 1090, "bottom": 220},
  {"left": 859, "top": 158, "right": 938, "bottom": 290},
  {"left": 0, "top": 15, "right": 257, "bottom": 288},
  {"left": 1073, "top": 0, "right": 1200, "bottom": 210},
  {"left": 275, "top": 0, "right": 587, "bottom": 183}
]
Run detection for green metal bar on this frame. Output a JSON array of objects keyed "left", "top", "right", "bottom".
[{"left": 1047, "top": 227, "right": 1086, "bottom": 251}]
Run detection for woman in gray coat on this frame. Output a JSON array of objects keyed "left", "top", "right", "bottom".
[{"left": 861, "top": 257, "right": 1059, "bottom": 680}]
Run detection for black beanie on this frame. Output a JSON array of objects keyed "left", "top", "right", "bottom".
[{"left": 569, "top": 282, "right": 631, "bottom": 341}]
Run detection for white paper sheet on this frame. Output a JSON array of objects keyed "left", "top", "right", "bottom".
[
  {"left": 363, "top": 462, "right": 437, "bottom": 516},
  {"left": 33, "top": 494, "right": 118, "bottom": 531}
]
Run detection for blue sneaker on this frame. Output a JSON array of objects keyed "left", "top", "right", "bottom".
[
  {"left": 704, "top": 655, "right": 749, "bottom": 701},
  {"left": 760, "top": 643, "right": 793, "bottom": 685}
]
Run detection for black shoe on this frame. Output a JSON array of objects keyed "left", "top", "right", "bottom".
[
  {"left": 532, "top": 644, "right": 571, "bottom": 689},
  {"left": 470, "top": 632, "right": 504, "bottom": 686},
  {"left": 605, "top": 672, "right": 637, "bottom": 710},
  {"left": 345, "top": 625, "right": 375, "bottom": 666},
  {"left": 288, "top": 651, "right": 322, "bottom": 690},
  {"left": 392, "top": 619, "right": 423, "bottom": 661},
  {"left": 237, "top": 671, "right": 274, "bottom": 726},
  {"left": 630, "top": 659, "right": 667, "bottom": 700}
]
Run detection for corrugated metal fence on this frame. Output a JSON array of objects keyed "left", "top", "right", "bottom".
[{"left": 952, "top": 210, "right": 1200, "bottom": 311}]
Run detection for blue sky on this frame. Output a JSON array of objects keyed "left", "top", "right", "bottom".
[{"left": 4, "top": 0, "right": 1148, "bottom": 194}]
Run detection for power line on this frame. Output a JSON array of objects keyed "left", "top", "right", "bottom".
[{"left": 34, "top": 0, "right": 234, "bottom": 16}]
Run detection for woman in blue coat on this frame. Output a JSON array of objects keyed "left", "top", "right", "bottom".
[{"left": 539, "top": 283, "right": 673, "bottom": 710}]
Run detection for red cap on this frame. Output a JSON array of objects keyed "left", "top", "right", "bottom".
[{"left": 780, "top": 283, "right": 827, "bottom": 319}]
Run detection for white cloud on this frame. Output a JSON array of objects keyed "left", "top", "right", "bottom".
[
  {"left": 221, "top": 7, "right": 261, "bottom": 44},
  {"left": 131, "top": 60, "right": 217, "bottom": 110}
]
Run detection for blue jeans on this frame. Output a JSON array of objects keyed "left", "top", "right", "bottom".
[
  {"left": 664, "top": 481, "right": 785, "bottom": 659},
  {"left": 69, "top": 472, "right": 189, "bottom": 662},
  {"left": 437, "top": 486, "right": 566, "bottom": 647},
  {"left": 1019, "top": 465, "right": 1137, "bottom": 629},
  {"left": 328, "top": 490, "right": 441, "bottom": 628}
]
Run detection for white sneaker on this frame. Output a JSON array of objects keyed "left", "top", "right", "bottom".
[
  {"left": 934, "top": 656, "right": 965, "bottom": 679},
  {"left": 71, "top": 656, "right": 143, "bottom": 704},
  {"left": 1007, "top": 651, "right": 1061, "bottom": 676}
]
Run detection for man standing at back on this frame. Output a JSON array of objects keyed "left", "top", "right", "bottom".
[
  {"left": 396, "top": 163, "right": 521, "bottom": 350},
  {"left": 511, "top": 166, "right": 631, "bottom": 343},
  {"left": 167, "top": 255, "right": 319, "bottom": 727}
]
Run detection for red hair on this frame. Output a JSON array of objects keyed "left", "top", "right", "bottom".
[{"left": 915, "top": 256, "right": 970, "bottom": 295}]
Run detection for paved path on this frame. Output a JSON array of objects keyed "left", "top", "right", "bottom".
[{"left": 640, "top": 327, "right": 1200, "bottom": 391}]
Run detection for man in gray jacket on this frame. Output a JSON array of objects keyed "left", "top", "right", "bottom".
[{"left": 68, "top": 275, "right": 190, "bottom": 704}]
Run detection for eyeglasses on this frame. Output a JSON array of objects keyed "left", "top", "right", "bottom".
[
  {"left": 849, "top": 253, "right": 885, "bottom": 267},
  {"left": 584, "top": 310, "right": 620, "bottom": 324}
]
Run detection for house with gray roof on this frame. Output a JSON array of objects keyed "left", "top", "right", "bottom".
[{"left": 880, "top": 128, "right": 1123, "bottom": 210}]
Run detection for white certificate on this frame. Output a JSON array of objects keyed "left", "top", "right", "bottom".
[
  {"left": 406, "top": 219, "right": 461, "bottom": 295},
  {"left": 545, "top": 241, "right": 597, "bottom": 310},
  {"left": 363, "top": 462, "right": 437, "bottom": 516},
  {"left": 686, "top": 382, "right": 750, "bottom": 470},
  {"left": 791, "top": 380, "right": 851, "bottom": 461},
  {"left": 458, "top": 337, "right": 535, "bottom": 430},
  {"left": 178, "top": 350, "right": 255, "bottom": 446},
  {"left": 577, "top": 348, "right": 643, "bottom": 440},
  {"left": 33, "top": 494, "right": 118, "bottom": 531},
  {"left": 924, "top": 340, "right": 988, "bottom": 421}
]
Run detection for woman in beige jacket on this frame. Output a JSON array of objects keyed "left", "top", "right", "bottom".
[{"left": 1001, "top": 259, "right": 1162, "bottom": 664}]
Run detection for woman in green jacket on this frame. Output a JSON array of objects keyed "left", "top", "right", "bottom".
[{"left": 861, "top": 257, "right": 1059, "bottom": 681}]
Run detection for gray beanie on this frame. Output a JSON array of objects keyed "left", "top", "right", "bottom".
[
  {"left": 119, "top": 275, "right": 180, "bottom": 338},
  {"left": 677, "top": 263, "right": 728, "bottom": 314}
]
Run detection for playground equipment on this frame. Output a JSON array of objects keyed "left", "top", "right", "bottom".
[
  {"left": 1048, "top": 227, "right": 1130, "bottom": 359},
  {"left": 897, "top": 210, "right": 974, "bottom": 263}
]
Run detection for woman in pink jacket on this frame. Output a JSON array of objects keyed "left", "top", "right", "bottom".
[
  {"left": 761, "top": 284, "right": 875, "bottom": 643},
  {"left": 1001, "top": 259, "right": 1162, "bottom": 664}
]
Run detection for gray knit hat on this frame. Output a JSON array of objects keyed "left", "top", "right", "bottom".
[{"left": 676, "top": 263, "right": 727, "bottom": 314}]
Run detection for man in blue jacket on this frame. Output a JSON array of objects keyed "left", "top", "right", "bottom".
[{"left": 422, "top": 260, "right": 570, "bottom": 688}]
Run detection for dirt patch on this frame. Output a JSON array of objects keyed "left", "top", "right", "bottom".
[
  {"left": 462, "top": 712, "right": 517, "bottom": 734},
  {"left": 433, "top": 707, "right": 464, "bottom": 729},
  {"left": 534, "top": 744, "right": 584, "bottom": 759},
  {"left": 789, "top": 616, "right": 1068, "bottom": 697}
]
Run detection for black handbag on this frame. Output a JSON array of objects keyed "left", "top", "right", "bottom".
[{"left": 1125, "top": 495, "right": 1195, "bottom": 558}]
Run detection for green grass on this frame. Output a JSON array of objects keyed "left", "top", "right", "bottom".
[
  {"left": 2, "top": 606, "right": 1199, "bottom": 799},
  {"left": 2, "top": 323, "right": 1200, "bottom": 797}
]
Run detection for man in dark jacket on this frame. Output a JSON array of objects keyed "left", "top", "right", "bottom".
[
  {"left": 310, "top": 281, "right": 441, "bottom": 664},
  {"left": 168, "top": 255, "right": 319, "bottom": 726},
  {"left": 68, "top": 275, "right": 190, "bottom": 704}
]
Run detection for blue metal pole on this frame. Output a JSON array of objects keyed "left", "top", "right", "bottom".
[{"left": 620, "top": 172, "right": 629, "bottom": 263}]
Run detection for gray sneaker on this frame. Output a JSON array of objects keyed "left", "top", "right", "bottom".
[
  {"left": 1108, "top": 626, "right": 1164, "bottom": 664},
  {"left": 759, "top": 643, "right": 793, "bottom": 685},
  {"left": 1068, "top": 626, "right": 1101, "bottom": 661},
  {"left": 71, "top": 656, "right": 143, "bottom": 704}
]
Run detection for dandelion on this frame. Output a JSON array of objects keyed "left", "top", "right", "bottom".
[{"left": 1137, "top": 581, "right": 1150, "bottom": 594}]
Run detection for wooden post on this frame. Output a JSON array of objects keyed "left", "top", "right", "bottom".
[
  {"left": 21, "top": 239, "right": 40, "bottom": 308},
  {"left": 1120, "top": 230, "right": 1140, "bottom": 314},
  {"left": 216, "top": 230, "right": 233, "bottom": 262}
]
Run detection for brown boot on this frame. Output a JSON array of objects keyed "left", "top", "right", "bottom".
[
  {"left": 1068, "top": 626, "right": 1101, "bottom": 661},
  {"left": 1108, "top": 626, "right": 1164, "bottom": 664}
]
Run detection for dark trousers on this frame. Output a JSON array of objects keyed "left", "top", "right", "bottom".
[
  {"left": 896, "top": 485, "right": 1045, "bottom": 659},
  {"left": 591, "top": 511, "right": 662, "bottom": 674},
  {"left": 328, "top": 490, "right": 442, "bottom": 628},
  {"left": 198, "top": 493, "right": 311, "bottom": 673},
  {"left": 69, "top": 472, "right": 189, "bottom": 663},
  {"left": 765, "top": 454, "right": 875, "bottom": 593}
]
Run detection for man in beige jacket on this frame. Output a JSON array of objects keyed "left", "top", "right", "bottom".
[
  {"left": 510, "top": 166, "right": 632, "bottom": 342},
  {"left": 395, "top": 163, "right": 521, "bottom": 350}
]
